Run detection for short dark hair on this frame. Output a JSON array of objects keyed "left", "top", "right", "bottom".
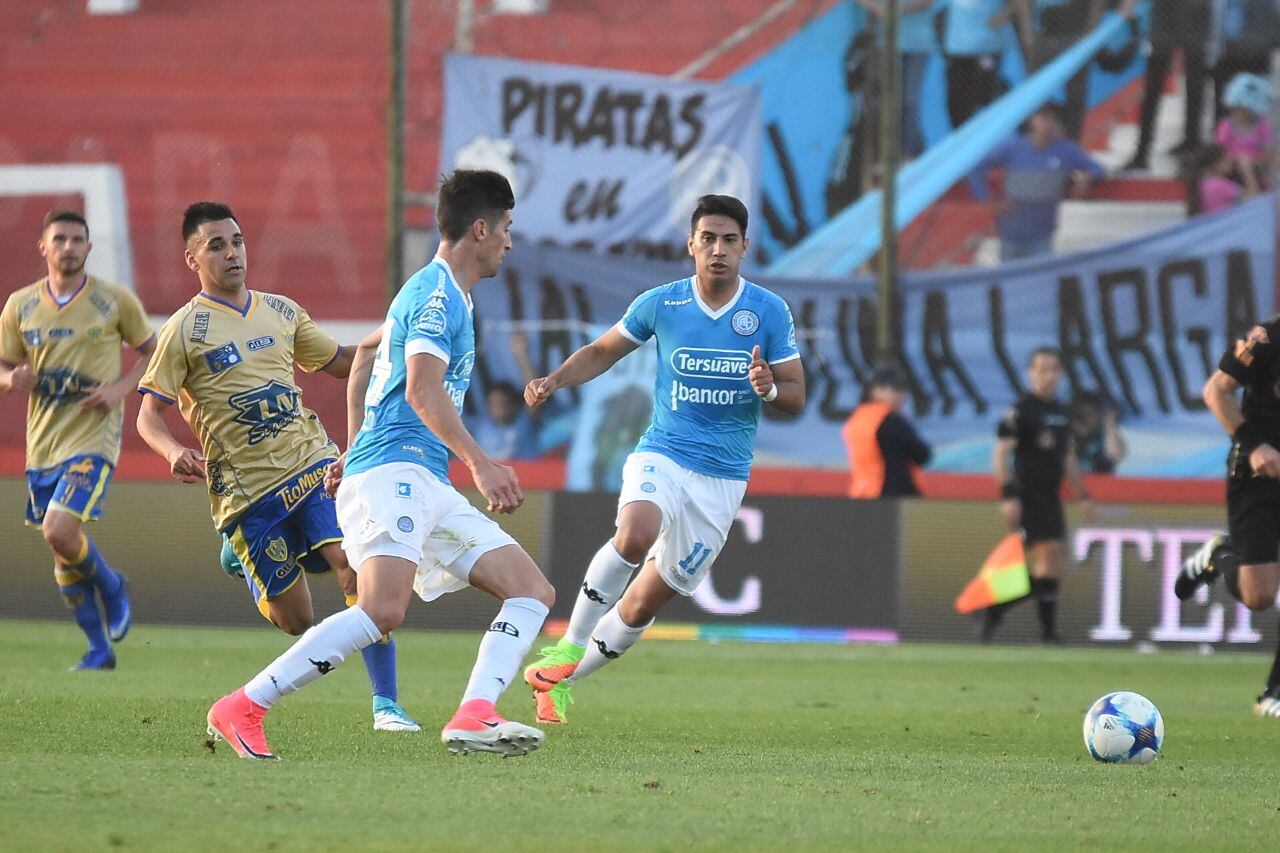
[
  {"left": 1029, "top": 345, "right": 1062, "bottom": 366},
  {"left": 690, "top": 194, "right": 748, "bottom": 237},
  {"left": 437, "top": 170, "right": 515, "bottom": 242},
  {"left": 42, "top": 209, "right": 89, "bottom": 237},
  {"left": 182, "top": 201, "right": 239, "bottom": 242}
]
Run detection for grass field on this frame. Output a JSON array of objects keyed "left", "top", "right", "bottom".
[{"left": 3, "top": 620, "right": 1280, "bottom": 851}]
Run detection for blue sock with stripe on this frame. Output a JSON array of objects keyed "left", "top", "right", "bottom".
[
  {"left": 360, "top": 634, "right": 398, "bottom": 701},
  {"left": 58, "top": 579, "right": 109, "bottom": 653},
  {"left": 76, "top": 537, "right": 123, "bottom": 597}
]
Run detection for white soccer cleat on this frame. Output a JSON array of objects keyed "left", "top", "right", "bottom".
[
  {"left": 1255, "top": 689, "right": 1280, "bottom": 718},
  {"left": 441, "top": 698, "right": 543, "bottom": 757},
  {"left": 372, "top": 696, "right": 421, "bottom": 732}
]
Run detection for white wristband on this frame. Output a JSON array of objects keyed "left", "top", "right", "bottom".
[{"left": 762, "top": 384, "right": 778, "bottom": 402}]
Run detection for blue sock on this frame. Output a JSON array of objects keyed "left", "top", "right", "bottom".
[
  {"left": 360, "top": 634, "right": 398, "bottom": 702},
  {"left": 77, "top": 538, "right": 123, "bottom": 597},
  {"left": 59, "top": 580, "right": 109, "bottom": 653}
]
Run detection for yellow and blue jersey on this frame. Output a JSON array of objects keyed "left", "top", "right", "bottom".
[
  {"left": 345, "top": 258, "right": 475, "bottom": 483},
  {"left": 0, "top": 275, "right": 154, "bottom": 471},
  {"left": 618, "top": 277, "right": 799, "bottom": 481},
  {"left": 138, "top": 289, "right": 340, "bottom": 530}
]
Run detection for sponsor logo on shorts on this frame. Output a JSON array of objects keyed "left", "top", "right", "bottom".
[
  {"left": 642, "top": 465, "right": 655, "bottom": 473},
  {"left": 396, "top": 482, "right": 412, "bottom": 498},
  {"left": 731, "top": 309, "right": 760, "bottom": 336},
  {"left": 277, "top": 466, "right": 325, "bottom": 512},
  {"left": 671, "top": 347, "right": 749, "bottom": 380},
  {"left": 397, "top": 516, "right": 414, "bottom": 533},
  {"left": 265, "top": 537, "right": 289, "bottom": 563},
  {"left": 247, "top": 335, "right": 276, "bottom": 351}
]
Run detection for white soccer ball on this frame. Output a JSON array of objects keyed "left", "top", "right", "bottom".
[{"left": 1083, "top": 691, "right": 1164, "bottom": 765}]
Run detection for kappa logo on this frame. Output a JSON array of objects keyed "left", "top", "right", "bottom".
[
  {"left": 309, "top": 658, "right": 333, "bottom": 675},
  {"left": 593, "top": 638, "right": 621, "bottom": 659},
  {"left": 663, "top": 297, "right": 694, "bottom": 306},
  {"left": 581, "top": 583, "right": 606, "bottom": 604},
  {"left": 488, "top": 621, "right": 520, "bottom": 637}
]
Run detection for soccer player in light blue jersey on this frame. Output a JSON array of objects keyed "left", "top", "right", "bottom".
[
  {"left": 522, "top": 195, "right": 806, "bottom": 724},
  {"left": 206, "top": 170, "right": 554, "bottom": 760}
]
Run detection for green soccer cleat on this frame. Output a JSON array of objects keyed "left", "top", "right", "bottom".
[
  {"left": 534, "top": 681, "right": 574, "bottom": 725},
  {"left": 523, "top": 638, "right": 584, "bottom": 693}
]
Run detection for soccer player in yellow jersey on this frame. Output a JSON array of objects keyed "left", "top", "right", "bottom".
[
  {"left": 136, "top": 201, "right": 417, "bottom": 732},
  {"left": 0, "top": 210, "right": 155, "bottom": 671}
]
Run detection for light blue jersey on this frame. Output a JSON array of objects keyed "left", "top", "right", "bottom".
[
  {"left": 619, "top": 277, "right": 800, "bottom": 481},
  {"left": 345, "top": 258, "right": 475, "bottom": 483}
]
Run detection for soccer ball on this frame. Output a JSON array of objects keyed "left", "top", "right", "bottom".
[{"left": 1082, "top": 691, "right": 1164, "bottom": 765}]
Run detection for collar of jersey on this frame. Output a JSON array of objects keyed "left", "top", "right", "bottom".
[
  {"left": 197, "top": 289, "right": 255, "bottom": 317},
  {"left": 692, "top": 276, "right": 744, "bottom": 320},
  {"left": 43, "top": 275, "right": 89, "bottom": 311},
  {"left": 432, "top": 256, "right": 472, "bottom": 314}
]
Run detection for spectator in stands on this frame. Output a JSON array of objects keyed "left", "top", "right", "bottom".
[
  {"left": 1025, "top": 0, "right": 1137, "bottom": 140},
  {"left": 856, "top": 0, "right": 942, "bottom": 158},
  {"left": 842, "top": 364, "right": 932, "bottom": 498},
  {"left": 942, "top": 0, "right": 1033, "bottom": 129},
  {"left": 1068, "top": 390, "right": 1126, "bottom": 474},
  {"left": 1215, "top": 72, "right": 1275, "bottom": 191},
  {"left": 470, "top": 380, "right": 540, "bottom": 461},
  {"left": 1209, "top": 0, "right": 1280, "bottom": 121},
  {"left": 968, "top": 101, "right": 1106, "bottom": 261},
  {"left": 1187, "top": 143, "right": 1253, "bottom": 214},
  {"left": 1124, "top": 0, "right": 1213, "bottom": 171}
]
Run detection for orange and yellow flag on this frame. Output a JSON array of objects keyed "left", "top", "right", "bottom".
[{"left": 954, "top": 533, "right": 1030, "bottom": 614}]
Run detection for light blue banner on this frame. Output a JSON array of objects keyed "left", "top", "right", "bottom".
[
  {"left": 765, "top": 12, "right": 1131, "bottom": 278},
  {"left": 441, "top": 54, "right": 761, "bottom": 259},
  {"left": 469, "top": 196, "right": 1273, "bottom": 485}
]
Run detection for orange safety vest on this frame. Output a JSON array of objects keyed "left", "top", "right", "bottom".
[{"left": 841, "top": 401, "right": 922, "bottom": 498}]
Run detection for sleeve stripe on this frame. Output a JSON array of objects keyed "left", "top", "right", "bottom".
[
  {"left": 405, "top": 337, "right": 449, "bottom": 364},
  {"left": 615, "top": 321, "right": 643, "bottom": 345},
  {"left": 131, "top": 331, "right": 157, "bottom": 350},
  {"left": 768, "top": 352, "right": 802, "bottom": 366},
  {"left": 318, "top": 344, "right": 342, "bottom": 372},
  {"left": 138, "top": 386, "right": 176, "bottom": 404}
]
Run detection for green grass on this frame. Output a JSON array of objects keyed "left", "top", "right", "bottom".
[{"left": 3, "top": 621, "right": 1280, "bottom": 851}]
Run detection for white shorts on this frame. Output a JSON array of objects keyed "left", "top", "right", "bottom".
[
  {"left": 336, "top": 462, "right": 517, "bottom": 602},
  {"left": 617, "top": 451, "right": 747, "bottom": 597}
]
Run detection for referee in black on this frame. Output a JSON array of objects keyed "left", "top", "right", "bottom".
[
  {"left": 1175, "top": 318, "right": 1280, "bottom": 717},
  {"left": 982, "top": 346, "right": 1091, "bottom": 643}
]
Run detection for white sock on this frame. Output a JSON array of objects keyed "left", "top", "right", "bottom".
[
  {"left": 461, "top": 597, "right": 550, "bottom": 705},
  {"left": 244, "top": 605, "right": 382, "bottom": 708},
  {"left": 565, "top": 542, "right": 638, "bottom": 646},
  {"left": 568, "top": 606, "right": 649, "bottom": 684}
]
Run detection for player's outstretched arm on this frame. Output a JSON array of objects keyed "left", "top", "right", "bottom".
[
  {"left": 405, "top": 352, "right": 523, "bottom": 514},
  {"left": 321, "top": 345, "right": 357, "bottom": 379},
  {"left": 749, "top": 346, "right": 806, "bottom": 414},
  {"left": 136, "top": 392, "right": 206, "bottom": 484},
  {"left": 524, "top": 326, "right": 638, "bottom": 408}
]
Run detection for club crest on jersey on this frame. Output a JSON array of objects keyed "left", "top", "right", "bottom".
[
  {"left": 229, "top": 379, "right": 301, "bottom": 445},
  {"left": 22, "top": 329, "right": 42, "bottom": 347},
  {"left": 731, "top": 309, "right": 760, "bottom": 336},
  {"left": 204, "top": 342, "right": 243, "bottom": 375}
]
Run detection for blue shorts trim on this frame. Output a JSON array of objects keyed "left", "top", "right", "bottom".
[
  {"left": 26, "top": 455, "right": 114, "bottom": 526},
  {"left": 221, "top": 458, "right": 341, "bottom": 617}
]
